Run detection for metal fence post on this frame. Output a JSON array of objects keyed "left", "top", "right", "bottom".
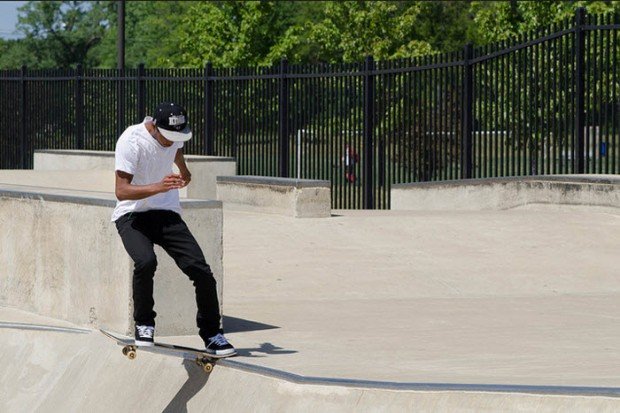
[
  {"left": 20, "top": 65, "right": 27, "bottom": 168},
  {"left": 574, "top": 7, "right": 586, "bottom": 173},
  {"left": 204, "top": 62, "right": 214, "bottom": 155},
  {"left": 461, "top": 43, "right": 474, "bottom": 179},
  {"left": 75, "top": 64, "right": 84, "bottom": 150},
  {"left": 137, "top": 63, "right": 146, "bottom": 121},
  {"left": 363, "top": 56, "right": 375, "bottom": 209},
  {"left": 116, "top": 67, "right": 125, "bottom": 139},
  {"left": 279, "top": 58, "right": 289, "bottom": 177}
]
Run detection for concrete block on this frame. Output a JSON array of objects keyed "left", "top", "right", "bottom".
[
  {"left": 0, "top": 185, "right": 223, "bottom": 336},
  {"left": 217, "top": 175, "right": 331, "bottom": 218},
  {"left": 0, "top": 170, "right": 115, "bottom": 193},
  {"left": 34, "top": 150, "right": 115, "bottom": 171},
  {"left": 34, "top": 150, "right": 236, "bottom": 200},
  {"left": 179, "top": 155, "right": 236, "bottom": 200},
  {"left": 391, "top": 175, "right": 620, "bottom": 211}
]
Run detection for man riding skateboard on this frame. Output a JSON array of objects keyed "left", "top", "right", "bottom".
[{"left": 111, "top": 102, "right": 235, "bottom": 357}]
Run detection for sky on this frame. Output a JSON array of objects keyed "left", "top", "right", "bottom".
[{"left": 0, "top": 1, "right": 26, "bottom": 39}]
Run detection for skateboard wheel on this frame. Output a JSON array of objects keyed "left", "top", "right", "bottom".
[
  {"left": 195, "top": 357, "right": 214, "bottom": 373},
  {"left": 122, "top": 345, "right": 137, "bottom": 359}
]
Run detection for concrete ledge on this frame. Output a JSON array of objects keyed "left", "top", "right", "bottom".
[
  {"left": 0, "top": 170, "right": 115, "bottom": 194},
  {"left": 217, "top": 175, "right": 331, "bottom": 218},
  {"left": 34, "top": 149, "right": 237, "bottom": 200},
  {"left": 0, "top": 185, "right": 223, "bottom": 336},
  {"left": 391, "top": 174, "right": 620, "bottom": 211}
]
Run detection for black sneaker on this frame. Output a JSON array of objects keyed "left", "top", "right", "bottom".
[
  {"left": 205, "top": 333, "right": 236, "bottom": 357},
  {"left": 134, "top": 325, "right": 155, "bottom": 347}
]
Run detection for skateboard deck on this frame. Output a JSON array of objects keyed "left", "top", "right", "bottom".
[{"left": 100, "top": 329, "right": 233, "bottom": 373}]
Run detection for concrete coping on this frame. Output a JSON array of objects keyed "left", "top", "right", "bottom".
[
  {"left": 217, "top": 175, "right": 331, "bottom": 188},
  {"left": 392, "top": 174, "right": 620, "bottom": 189},
  {"left": 0, "top": 184, "right": 221, "bottom": 209},
  {"left": 183, "top": 155, "right": 236, "bottom": 162},
  {"left": 34, "top": 149, "right": 235, "bottom": 162},
  {"left": 35, "top": 149, "right": 115, "bottom": 157}
]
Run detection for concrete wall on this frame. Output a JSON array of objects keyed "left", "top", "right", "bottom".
[
  {"left": 34, "top": 150, "right": 115, "bottom": 171},
  {"left": 0, "top": 185, "right": 223, "bottom": 336},
  {"left": 392, "top": 175, "right": 620, "bottom": 211},
  {"left": 0, "top": 170, "right": 114, "bottom": 193},
  {"left": 217, "top": 176, "right": 331, "bottom": 218},
  {"left": 34, "top": 150, "right": 236, "bottom": 200}
]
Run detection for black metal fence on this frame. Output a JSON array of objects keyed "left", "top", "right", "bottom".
[{"left": 1, "top": 8, "right": 618, "bottom": 209}]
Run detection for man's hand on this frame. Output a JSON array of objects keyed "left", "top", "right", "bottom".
[
  {"left": 160, "top": 174, "right": 185, "bottom": 192},
  {"left": 179, "top": 169, "right": 191, "bottom": 188},
  {"left": 116, "top": 170, "right": 185, "bottom": 201}
]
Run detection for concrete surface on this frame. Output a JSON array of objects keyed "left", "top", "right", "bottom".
[
  {"left": 1, "top": 177, "right": 619, "bottom": 411},
  {"left": 1, "top": 308, "right": 619, "bottom": 413},
  {"left": 33, "top": 149, "right": 236, "bottom": 200},
  {"left": 392, "top": 174, "right": 620, "bottom": 211},
  {"left": 215, "top": 205, "right": 620, "bottom": 388},
  {"left": 217, "top": 176, "right": 331, "bottom": 218},
  {"left": 0, "top": 184, "right": 223, "bottom": 336}
]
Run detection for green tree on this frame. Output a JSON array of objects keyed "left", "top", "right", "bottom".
[
  {"left": 175, "top": 1, "right": 447, "bottom": 67},
  {"left": 91, "top": 1, "right": 192, "bottom": 68},
  {"left": 415, "top": 1, "right": 474, "bottom": 53},
  {"left": 470, "top": 0, "right": 620, "bottom": 44},
  {"left": 0, "top": 38, "right": 39, "bottom": 69},
  {"left": 268, "top": 1, "right": 473, "bottom": 64},
  {"left": 175, "top": 1, "right": 300, "bottom": 67},
  {"left": 303, "top": 1, "right": 434, "bottom": 62},
  {"left": 9, "top": 1, "right": 113, "bottom": 68}
]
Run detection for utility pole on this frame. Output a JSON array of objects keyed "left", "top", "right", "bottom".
[
  {"left": 117, "top": 0, "right": 125, "bottom": 69},
  {"left": 116, "top": 0, "right": 126, "bottom": 138}
]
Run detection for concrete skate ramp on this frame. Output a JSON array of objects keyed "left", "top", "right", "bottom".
[
  {"left": 3, "top": 174, "right": 620, "bottom": 411},
  {"left": 2, "top": 319, "right": 619, "bottom": 412}
]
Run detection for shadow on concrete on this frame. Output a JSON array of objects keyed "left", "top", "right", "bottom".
[
  {"left": 235, "top": 342, "right": 298, "bottom": 358},
  {"left": 162, "top": 359, "right": 211, "bottom": 413},
  {"left": 223, "top": 315, "right": 279, "bottom": 334},
  {"left": 160, "top": 342, "right": 297, "bottom": 410}
]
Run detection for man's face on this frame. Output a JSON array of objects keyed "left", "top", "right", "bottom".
[{"left": 154, "top": 127, "right": 175, "bottom": 147}]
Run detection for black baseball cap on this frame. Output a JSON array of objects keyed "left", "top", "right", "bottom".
[{"left": 153, "top": 102, "right": 193, "bottom": 142}]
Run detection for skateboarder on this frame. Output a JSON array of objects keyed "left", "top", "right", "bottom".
[{"left": 111, "top": 102, "right": 235, "bottom": 356}]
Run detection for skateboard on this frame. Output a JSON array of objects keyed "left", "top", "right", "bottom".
[{"left": 100, "top": 329, "right": 233, "bottom": 373}]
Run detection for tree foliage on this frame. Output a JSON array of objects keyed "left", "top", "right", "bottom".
[
  {"left": 175, "top": 1, "right": 299, "bottom": 67},
  {"left": 9, "top": 1, "right": 112, "bottom": 68},
  {"left": 1, "top": 1, "right": 619, "bottom": 69},
  {"left": 93, "top": 1, "right": 192, "bottom": 68},
  {"left": 470, "top": 0, "right": 620, "bottom": 43},
  {"left": 174, "top": 1, "right": 469, "bottom": 66}
]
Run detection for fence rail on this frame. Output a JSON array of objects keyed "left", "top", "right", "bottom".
[{"left": 1, "top": 8, "right": 618, "bottom": 209}]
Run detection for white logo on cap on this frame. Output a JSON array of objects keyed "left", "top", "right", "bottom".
[{"left": 168, "top": 115, "right": 186, "bottom": 126}]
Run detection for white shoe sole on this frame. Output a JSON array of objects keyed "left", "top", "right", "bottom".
[
  {"left": 135, "top": 340, "right": 154, "bottom": 347},
  {"left": 207, "top": 349, "right": 237, "bottom": 357}
]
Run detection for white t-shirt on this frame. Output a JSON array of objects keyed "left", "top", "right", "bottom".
[{"left": 111, "top": 117, "right": 184, "bottom": 222}]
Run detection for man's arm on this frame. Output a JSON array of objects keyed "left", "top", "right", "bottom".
[
  {"left": 174, "top": 149, "right": 191, "bottom": 187},
  {"left": 115, "top": 170, "right": 184, "bottom": 201}
]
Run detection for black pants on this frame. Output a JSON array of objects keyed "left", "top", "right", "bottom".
[{"left": 115, "top": 209, "right": 221, "bottom": 339}]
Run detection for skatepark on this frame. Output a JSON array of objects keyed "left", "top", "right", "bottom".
[{"left": 1, "top": 152, "right": 619, "bottom": 411}]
